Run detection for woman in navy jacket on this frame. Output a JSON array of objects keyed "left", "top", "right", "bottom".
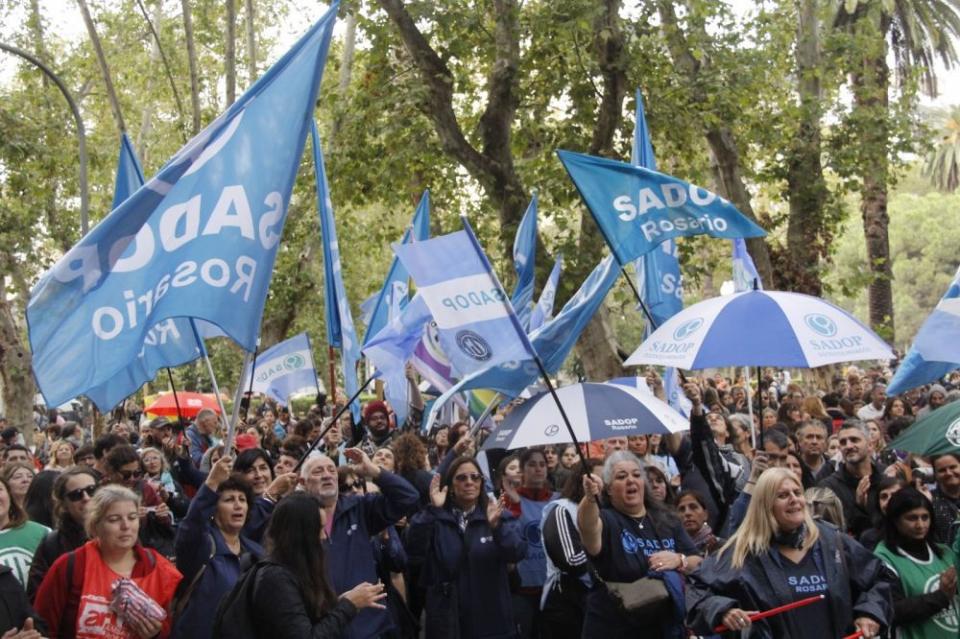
[
  {"left": 406, "top": 455, "right": 526, "bottom": 639},
  {"left": 173, "top": 455, "right": 264, "bottom": 639}
]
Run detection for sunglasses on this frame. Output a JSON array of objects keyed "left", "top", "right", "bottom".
[
  {"left": 454, "top": 472, "right": 482, "bottom": 483},
  {"left": 65, "top": 485, "right": 97, "bottom": 502},
  {"left": 119, "top": 469, "right": 143, "bottom": 481}
]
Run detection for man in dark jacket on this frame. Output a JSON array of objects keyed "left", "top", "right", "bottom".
[
  {"left": 301, "top": 448, "right": 419, "bottom": 639},
  {"left": 817, "top": 421, "right": 884, "bottom": 537}
]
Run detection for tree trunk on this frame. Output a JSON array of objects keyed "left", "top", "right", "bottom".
[
  {"left": 783, "top": 0, "right": 828, "bottom": 295},
  {"left": 225, "top": 0, "right": 237, "bottom": 105},
  {"left": 853, "top": 44, "right": 894, "bottom": 342},
  {"left": 244, "top": 0, "right": 257, "bottom": 83},
  {"left": 181, "top": 0, "right": 201, "bottom": 135},
  {"left": 135, "top": 0, "right": 187, "bottom": 143},
  {"left": 76, "top": 0, "right": 126, "bottom": 133},
  {"left": 657, "top": 0, "right": 773, "bottom": 286},
  {"left": 329, "top": 10, "right": 357, "bottom": 144},
  {"left": 0, "top": 267, "right": 35, "bottom": 442},
  {"left": 137, "top": 0, "right": 164, "bottom": 158}
]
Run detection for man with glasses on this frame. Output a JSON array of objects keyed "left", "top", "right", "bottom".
[{"left": 300, "top": 448, "right": 418, "bottom": 639}]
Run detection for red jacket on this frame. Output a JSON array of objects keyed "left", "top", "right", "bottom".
[{"left": 34, "top": 541, "right": 181, "bottom": 639}]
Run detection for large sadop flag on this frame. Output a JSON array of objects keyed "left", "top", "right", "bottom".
[
  {"left": 426, "top": 254, "right": 619, "bottom": 421},
  {"left": 557, "top": 149, "right": 766, "bottom": 264},
  {"left": 245, "top": 332, "right": 321, "bottom": 405},
  {"left": 312, "top": 121, "right": 362, "bottom": 422},
  {"left": 84, "top": 135, "right": 205, "bottom": 411},
  {"left": 888, "top": 265, "right": 960, "bottom": 394},
  {"left": 392, "top": 221, "right": 535, "bottom": 380},
  {"left": 362, "top": 190, "right": 430, "bottom": 345},
  {"left": 28, "top": 4, "right": 339, "bottom": 408}
]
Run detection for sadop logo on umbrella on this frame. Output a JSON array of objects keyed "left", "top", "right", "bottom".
[
  {"left": 804, "top": 313, "right": 837, "bottom": 337},
  {"left": 947, "top": 418, "right": 960, "bottom": 448},
  {"left": 673, "top": 318, "right": 704, "bottom": 341}
]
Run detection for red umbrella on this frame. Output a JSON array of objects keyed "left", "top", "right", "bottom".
[{"left": 144, "top": 392, "right": 222, "bottom": 418}]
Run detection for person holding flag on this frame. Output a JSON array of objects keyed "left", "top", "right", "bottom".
[{"left": 686, "top": 468, "right": 892, "bottom": 638}]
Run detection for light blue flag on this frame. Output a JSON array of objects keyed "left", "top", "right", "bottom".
[
  {"left": 427, "top": 254, "right": 619, "bottom": 416},
  {"left": 392, "top": 222, "right": 535, "bottom": 379},
  {"left": 529, "top": 255, "right": 562, "bottom": 332},
  {"left": 557, "top": 149, "right": 766, "bottom": 264},
  {"left": 362, "top": 190, "right": 430, "bottom": 345},
  {"left": 385, "top": 282, "right": 410, "bottom": 425},
  {"left": 85, "top": 137, "right": 207, "bottom": 410},
  {"left": 27, "top": 5, "right": 339, "bottom": 409},
  {"left": 312, "top": 121, "right": 362, "bottom": 422},
  {"left": 245, "top": 332, "right": 321, "bottom": 404},
  {"left": 510, "top": 193, "right": 537, "bottom": 329},
  {"left": 732, "top": 238, "right": 763, "bottom": 292},
  {"left": 888, "top": 266, "right": 960, "bottom": 394},
  {"left": 363, "top": 293, "right": 433, "bottom": 425},
  {"left": 112, "top": 133, "right": 146, "bottom": 212}
]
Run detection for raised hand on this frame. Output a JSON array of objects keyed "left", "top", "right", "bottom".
[
  {"left": 486, "top": 495, "right": 504, "bottom": 529},
  {"left": 429, "top": 474, "right": 448, "bottom": 509}
]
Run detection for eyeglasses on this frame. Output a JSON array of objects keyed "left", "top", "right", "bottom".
[
  {"left": 65, "top": 485, "right": 97, "bottom": 502},
  {"left": 118, "top": 469, "right": 143, "bottom": 481},
  {"left": 454, "top": 472, "right": 482, "bottom": 483}
]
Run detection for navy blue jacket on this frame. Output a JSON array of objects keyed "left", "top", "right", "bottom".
[
  {"left": 325, "top": 470, "right": 419, "bottom": 639},
  {"left": 173, "top": 484, "right": 264, "bottom": 639},
  {"left": 407, "top": 503, "right": 526, "bottom": 639},
  {"left": 686, "top": 522, "right": 893, "bottom": 638}
]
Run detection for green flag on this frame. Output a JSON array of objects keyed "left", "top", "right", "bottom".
[{"left": 888, "top": 401, "right": 960, "bottom": 456}]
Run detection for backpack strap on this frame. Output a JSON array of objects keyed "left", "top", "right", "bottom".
[
  {"left": 61, "top": 550, "right": 81, "bottom": 636},
  {"left": 172, "top": 533, "right": 216, "bottom": 621}
]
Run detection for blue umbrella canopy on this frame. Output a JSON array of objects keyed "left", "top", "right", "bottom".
[{"left": 483, "top": 382, "right": 688, "bottom": 451}]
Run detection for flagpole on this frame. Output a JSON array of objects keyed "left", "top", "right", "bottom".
[
  {"left": 244, "top": 341, "right": 259, "bottom": 422},
  {"left": 226, "top": 350, "right": 255, "bottom": 455},
  {"left": 164, "top": 368, "right": 185, "bottom": 429},
  {"left": 744, "top": 366, "right": 757, "bottom": 449},
  {"left": 189, "top": 320, "right": 229, "bottom": 431},
  {"left": 304, "top": 334, "right": 326, "bottom": 404},
  {"left": 326, "top": 345, "right": 338, "bottom": 407},
  {"left": 293, "top": 374, "right": 376, "bottom": 472}
]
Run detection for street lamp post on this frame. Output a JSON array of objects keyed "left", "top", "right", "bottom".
[{"left": 0, "top": 42, "right": 89, "bottom": 235}]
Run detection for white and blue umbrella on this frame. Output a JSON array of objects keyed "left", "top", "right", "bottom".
[
  {"left": 625, "top": 290, "right": 894, "bottom": 370},
  {"left": 482, "top": 382, "right": 689, "bottom": 451}
]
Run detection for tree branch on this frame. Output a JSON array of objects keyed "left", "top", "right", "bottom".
[{"left": 588, "top": 0, "right": 627, "bottom": 156}]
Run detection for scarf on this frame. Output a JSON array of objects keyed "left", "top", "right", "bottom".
[
  {"left": 690, "top": 522, "right": 716, "bottom": 550},
  {"left": 772, "top": 522, "right": 807, "bottom": 550}
]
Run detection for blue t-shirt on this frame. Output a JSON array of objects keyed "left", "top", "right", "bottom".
[{"left": 778, "top": 548, "right": 834, "bottom": 639}]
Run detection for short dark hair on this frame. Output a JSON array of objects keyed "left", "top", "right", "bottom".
[
  {"left": 74, "top": 445, "right": 94, "bottom": 462},
  {"left": 883, "top": 487, "right": 940, "bottom": 556},
  {"left": 763, "top": 428, "right": 790, "bottom": 451},
  {"left": 105, "top": 445, "right": 141, "bottom": 472},
  {"left": 1, "top": 444, "right": 29, "bottom": 460},
  {"left": 218, "top": 475, "right": 255, "bottom": 522},
  {"left": 235, "top": 448, "right": 274, "bottom": 479},
  {"left": 94, "top": 434, "right": 125, "bottom": 460},
  {"left": 519, "top": 447, "right": 547, "bottom": 467}
]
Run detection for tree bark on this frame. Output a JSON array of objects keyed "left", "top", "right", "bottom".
[
  {"left": 244, "top": 0, "right": 257, "bottom": 83},
  {"left": 137, "top": 0, "right": 164, "bottom": 158},
  {"left": 0, "top": 260, "right": 35, "bottom": 442},
  {"left": 656, "top": 0, "right": 773, "bottom": 286},
  {"left": 181, "top": 0, "right": 201, "bottom": 135},
  {"left": 134, "top": 0, "right": 187, "bottom": 142},
  {"left": 783, "top": 0, "right": 828, "bottom": 295},
  {"left": 226, "top": 0, "right": 237, "bottom": 105},
  {"left": 76, "top": 0, "right": 126, "bottom": 133},
  {"left": 854, "top": 54, "right": 894, "bottom": 342}
]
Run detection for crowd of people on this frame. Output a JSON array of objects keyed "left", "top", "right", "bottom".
[{"left": 0, "top": 364, "right": 959, "bottom": 638}]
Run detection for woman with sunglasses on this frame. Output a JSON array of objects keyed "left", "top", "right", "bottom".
[
  {"left": 26, "top": 467, "right": 97, "bottom": 601},
  {"left": 406, "top": 456, "right": 526, "bottom": 638}
]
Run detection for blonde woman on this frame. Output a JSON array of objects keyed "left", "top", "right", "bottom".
[
  {"left": 45, "top": 440, "right": 76, "bottom": 471},
  {"left": 686, "top": 468, "right": 892, "bottom": 638}
]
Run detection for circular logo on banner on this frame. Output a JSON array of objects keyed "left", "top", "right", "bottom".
[
  {"left": 672, "top": 317, "right": 704, "bottom": 341},
  {"left": 456, "top": 330, "right": 492, "bottom": 361},
  {"left": 804, "top": 313, "right": 838, "bottom": 337},
  {"left": 947, "top": 418, "right": 960, "bottom": 448},
  {"left": 544, "top": 424, "right": 560, "bottom": 437},
  {"left": 283, "top": 354, "right": 305, "bottom": 371}
]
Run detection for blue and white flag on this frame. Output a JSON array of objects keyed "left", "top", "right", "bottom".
[
  {"left": 85, "top": 136, "right": 209, "bottom": 410},
  {"left": 557, "top": 149, "right": 766, "bottom": 264},
  {"left": 27, "top": 6, "right": 338, "bottom": 409},
  {"left": 732, "top": 238, "right": 763, "bottom": 293},
  {"left": 363, "top": 294, "right": 433, "bottom": 425},
  {"left": 246, "top": 332, "right": 321, "bottom": 404},
  {"left": 529, "top": 255, "right": 562, "bottom": 332},
  {"left": 427, "top": 254, "right": 619, "bottom": 419},
  {"left": 392, "top": 222, "right": 535, "bottom": 379},
  {"left": 362, "top": 190, "right": 430, "bottom": 345},
  {"left": 312, "top": 120, "right": 362, "bottom": 422},
  {"left": 510, "top": 193, "right": 537, "bottom": 329},
  {"left": 888, "top": 266, "right": 960, "bottom": 394}
]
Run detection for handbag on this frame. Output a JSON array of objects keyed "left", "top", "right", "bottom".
[{"left": 603, "top": 575, "right": 672, "bottom": 621}]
